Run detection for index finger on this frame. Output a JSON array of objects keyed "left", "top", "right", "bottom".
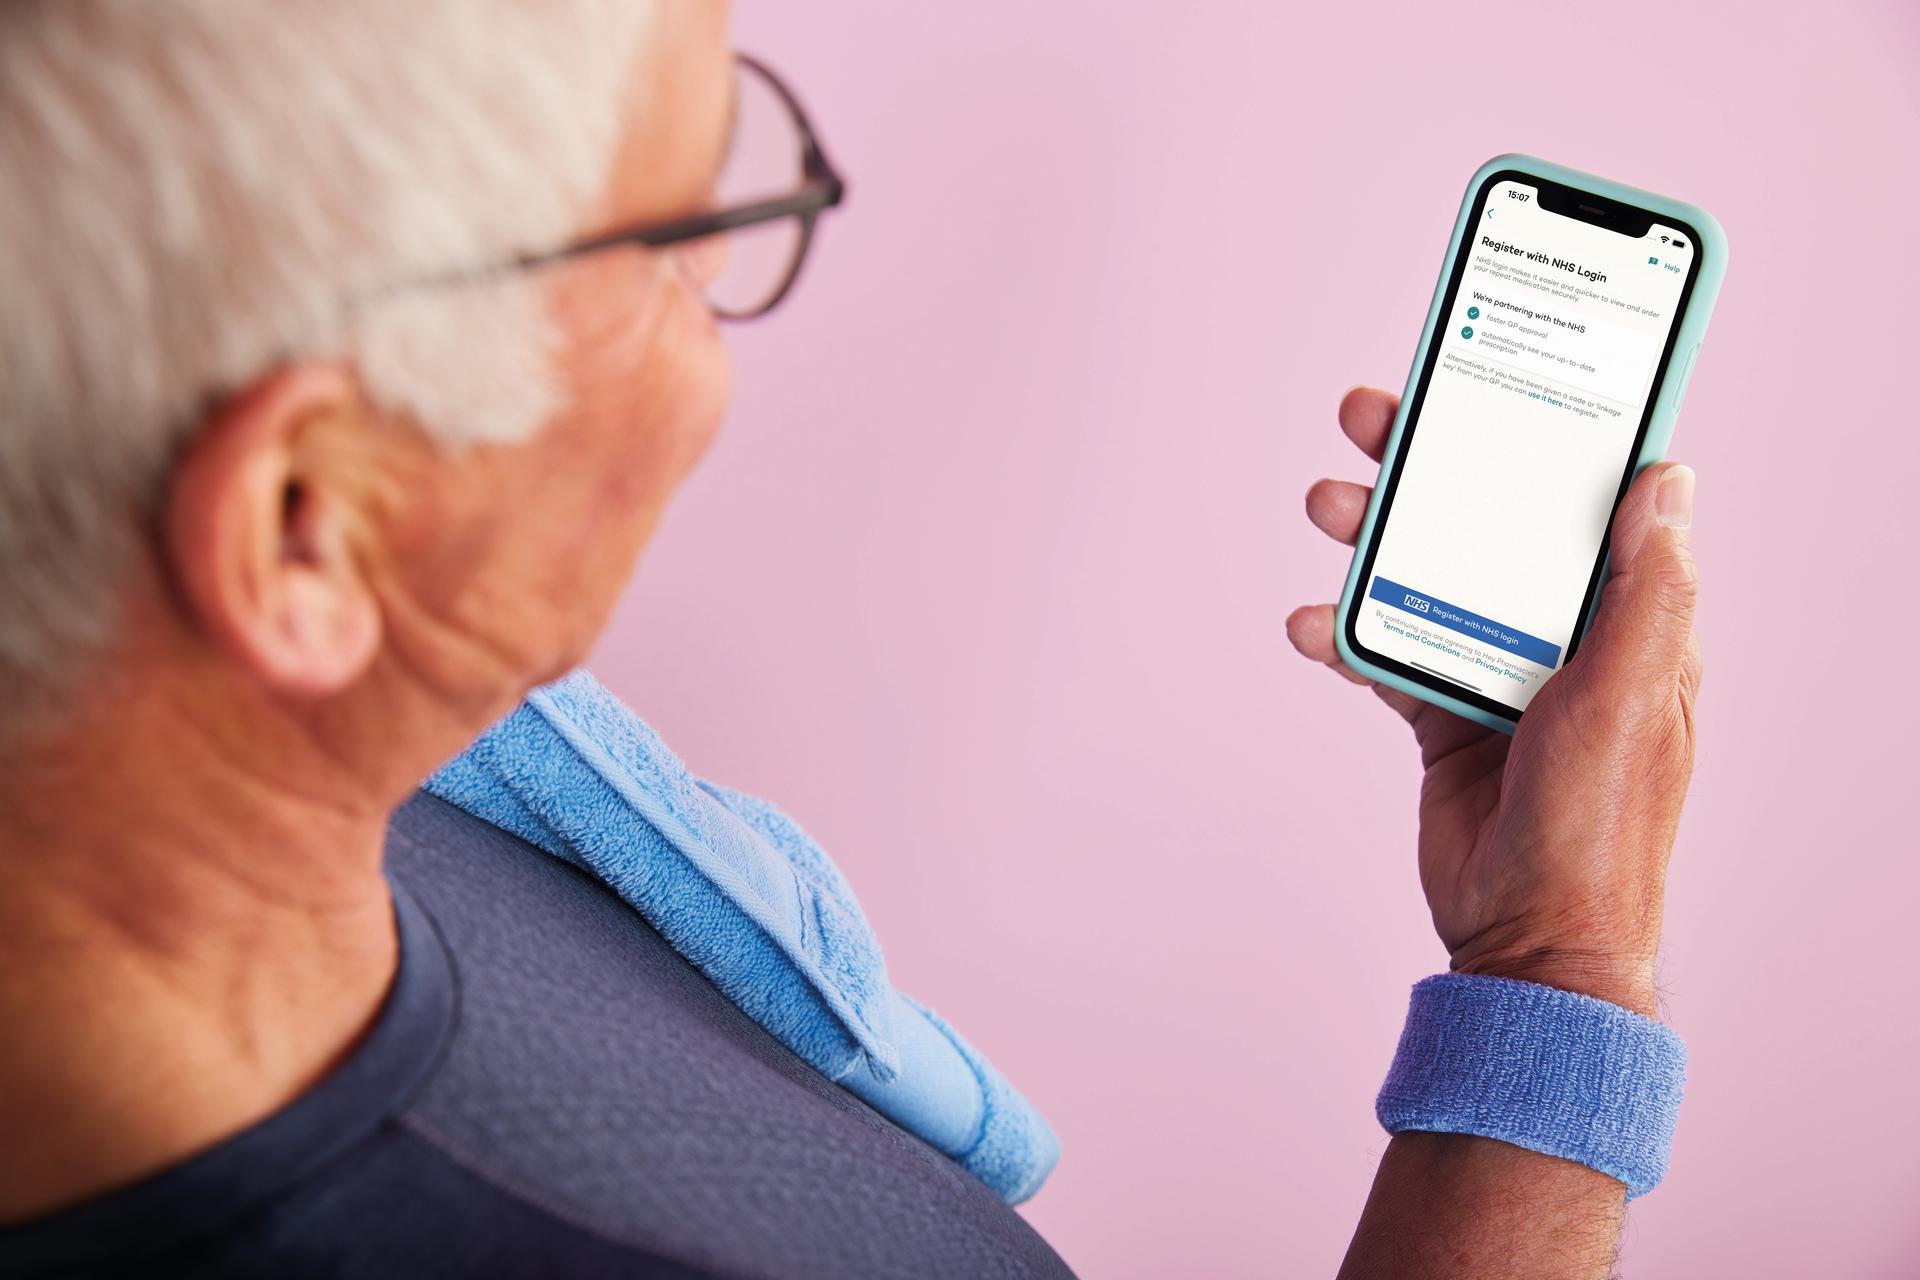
[{"left": 1337, "top": 386, "right": 1400, "bottom": 463}]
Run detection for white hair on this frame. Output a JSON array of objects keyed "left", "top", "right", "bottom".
[{"left": 0, "top": 0, "right": 655, "bottom": 696}]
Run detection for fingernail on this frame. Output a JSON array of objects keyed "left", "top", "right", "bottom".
[{"left": 1656, "top": 465, "right": 1694, "bottom": 529}]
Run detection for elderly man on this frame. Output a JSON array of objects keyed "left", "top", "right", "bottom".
[{"left": 0, "top": 3, "right": 1705, "bottom": 1278}]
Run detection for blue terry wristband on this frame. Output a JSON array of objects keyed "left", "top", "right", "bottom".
[{"left": 1376, "top": 973, "right": 1686, "bottom": 1199}]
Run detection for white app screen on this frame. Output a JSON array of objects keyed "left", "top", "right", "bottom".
[{"left": 1355, "top": 180, "right": 1692, "bottom": 712}]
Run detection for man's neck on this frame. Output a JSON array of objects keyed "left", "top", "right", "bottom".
[{"left": 0, "top": 681, "right": 402, "bottom": 1223}]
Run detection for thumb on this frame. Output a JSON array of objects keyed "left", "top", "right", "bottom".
[{"left": 1577, "top": 463, "right": 1700, "bottom": 692}]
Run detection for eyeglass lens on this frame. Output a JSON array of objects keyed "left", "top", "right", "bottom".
[{"left": 701, "top": 60, "right": 808, "bottom": 318}]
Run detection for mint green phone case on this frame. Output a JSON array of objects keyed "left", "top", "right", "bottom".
[{"left": 1333, "top": 154, "right": 1728, "bottom": 734}]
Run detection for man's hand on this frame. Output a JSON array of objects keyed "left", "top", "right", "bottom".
[
  {"left": 1290, "top": 386, "right": 1701, "bottom": 1279},
  {"left": 1287, "top": 386, "right": 1700, "bottom": 1016}
]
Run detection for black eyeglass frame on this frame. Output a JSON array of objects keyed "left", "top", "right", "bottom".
[{"left": 509, "top": 53, "right": 844, "bottom": 320}]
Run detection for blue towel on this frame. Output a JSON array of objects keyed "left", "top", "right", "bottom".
[{"left": 423, "top": 670, "right": 1060, "bottom": 1204}]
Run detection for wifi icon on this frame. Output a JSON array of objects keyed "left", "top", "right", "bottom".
[{"left": 1660, "top": 235, "right": 1670, "bottom": 244}]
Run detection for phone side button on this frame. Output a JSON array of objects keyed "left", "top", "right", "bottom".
[{"left": 1675, "top": 343, "right": 1700, "bottom": 409}]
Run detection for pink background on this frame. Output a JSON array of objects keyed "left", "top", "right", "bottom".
[{"left": 590, "top": 2, "right": 1920, "bottom": 1275}]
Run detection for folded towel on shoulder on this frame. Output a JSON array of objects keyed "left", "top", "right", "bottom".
[{"left": 424, "top": 670, "right": 1059, "bottom": 1204}]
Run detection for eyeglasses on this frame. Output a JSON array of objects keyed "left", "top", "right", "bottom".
[{"left": 509, "top": 53, "right": 845, "bottom": 321}]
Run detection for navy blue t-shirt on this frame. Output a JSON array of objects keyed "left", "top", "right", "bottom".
[{"left": 0, "top": 793, "right": 1074, "bottom": 1278}]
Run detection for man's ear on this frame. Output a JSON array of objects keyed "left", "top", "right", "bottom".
[{"left": 165, "top": 364, "right": 383, "bottom": 699}]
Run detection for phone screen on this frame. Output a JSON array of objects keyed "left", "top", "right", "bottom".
[{"left": 1345, "top": 171, "right": 1702, "bottom": 719}]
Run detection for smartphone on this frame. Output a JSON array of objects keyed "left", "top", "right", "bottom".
[{"left": 1335, "top": 155, "right": 1727, "bottom": 732}]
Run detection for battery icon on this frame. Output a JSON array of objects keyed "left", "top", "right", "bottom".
[{"left": 1671, "top": 237, "right": 1687, "bottom": 249}]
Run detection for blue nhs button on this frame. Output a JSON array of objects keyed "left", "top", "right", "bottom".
[{"left": 1366, "top": 574, "right": 1564, "bottom": 669}]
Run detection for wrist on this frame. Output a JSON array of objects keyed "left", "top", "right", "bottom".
[
  {"left": 1378, "top": 973, "right": 1687, "bottom": 1200},
  {"left": 1451, "top": 947, "right": 1657, "bottom": 1018}
]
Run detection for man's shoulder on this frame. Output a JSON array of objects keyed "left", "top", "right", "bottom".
[{"left": 382, "top": 791, "right": 1076, "bottom": 1280}]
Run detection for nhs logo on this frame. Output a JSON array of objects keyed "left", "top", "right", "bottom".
[{"left": 1403, "top": 593, "right": 1431, "bottom": 614}]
